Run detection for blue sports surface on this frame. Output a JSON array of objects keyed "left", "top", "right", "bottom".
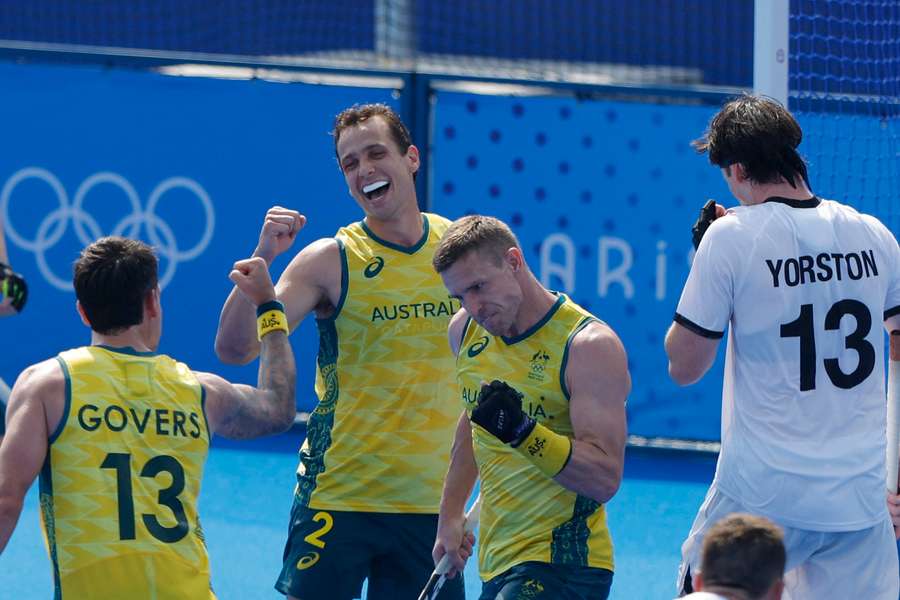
[{"left": 2, "top": 431, "right": 714, "bottom": 599}]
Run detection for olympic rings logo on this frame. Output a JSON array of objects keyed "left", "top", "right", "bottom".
[{"left": 1, "top": 167, "right": 215, "bottom": 291}]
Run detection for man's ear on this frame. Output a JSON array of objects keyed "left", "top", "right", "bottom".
[
  {"left": 505, "top": 247, "right": 524, "bottom": 273},
  {"left": 406, "top": 144, "right": 421, "bottom": 175},
  {"left": 144, "top": 287, "right": 161, "bottom": 319},
  {"left": 75, "top": 301, "right": 91, "bottom": 328}
]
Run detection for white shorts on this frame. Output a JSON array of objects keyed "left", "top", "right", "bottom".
[{"left": 677, "top": 485, "right": 899, "bottom": 600}]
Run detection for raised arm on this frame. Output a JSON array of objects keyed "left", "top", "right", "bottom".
[
  {"left": 554, "top": 321, "right": 630, "bottom": 503},
  {"left": 215, "top": 206, "right": 339, "bottom": 364},
  {"left": 204, "top": 256, "right": 297, "bottom": 439},
  {"left": 0, "top": 360, "right": 64, "bottom": 552}
]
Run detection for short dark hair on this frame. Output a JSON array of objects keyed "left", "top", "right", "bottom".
[
  {"left": 432, "top": 215, "right": 520, "bottom": 273},
  {"left": 700, "top": 513, "right": 786, "bottom": 598},
  {"left": 74, "top": 237, "right": 158, "bottom": 334},
  {"left": 693, "top": 94, "right": 809, "bottom": 188},
  {"left": 332, "top": 103, "right": 413, "bottom": 158}
]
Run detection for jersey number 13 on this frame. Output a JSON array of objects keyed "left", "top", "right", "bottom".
[{"left": 780, "top": 299, "right": 875, "bottom": 392}]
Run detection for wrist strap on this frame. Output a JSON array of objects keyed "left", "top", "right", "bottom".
[
  {"left": 256, "top": 300, "right": 284, "bottom": 317},
  {"left": 514, "top": 422, "right": 573, "bottom": 478},
  {"left": 257, "top": 300, "right": 289, "bottom": 340}
]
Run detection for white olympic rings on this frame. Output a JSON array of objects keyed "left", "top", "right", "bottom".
[{"left": 1, "top": 167, "right": 215, "bottom": 291}]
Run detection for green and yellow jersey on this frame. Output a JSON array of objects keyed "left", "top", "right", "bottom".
[
  {"left": 457, "top": 295, "right": 615, "bottom": 581},
  {"left": 41, "top": 345, "right": 213, "bottom": 600},
  {"left": 297, "top": 213, "right": 460, "bottom": 513}
]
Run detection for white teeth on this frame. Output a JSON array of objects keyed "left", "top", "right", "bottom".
[{"left": 363, "top": 181, "right": 389, "bottom": 194}]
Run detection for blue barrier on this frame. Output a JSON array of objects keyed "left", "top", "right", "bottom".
[
  {"left": 431, "top": 90, "right": 733, "bottom": 441},
  {"left": 2, "top": 61, "right": 892, "bottom": 443},
  {"left": 0, "top": 61, "right": 396, "bottom": 413}
]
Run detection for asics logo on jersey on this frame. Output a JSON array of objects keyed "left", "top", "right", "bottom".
[
  {"left": 364, "top": 256, "right": 385, "bottom": 278},
  {"left": 467, "top": 336, "right": 490, "bottom": 357}
]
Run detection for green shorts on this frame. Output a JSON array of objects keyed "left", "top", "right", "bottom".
[
  {"left": 479, "top": 561, "right": 613, "bottom": 600},
  {"left": 275, "top": 497, "right": 466, "bottom": 600}
]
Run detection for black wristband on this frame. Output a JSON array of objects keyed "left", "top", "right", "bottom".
[{"left": 256, "top": 300, "right": 284, "bottom": 317}]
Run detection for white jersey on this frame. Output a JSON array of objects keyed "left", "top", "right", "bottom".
[
  {"left": 678, "top": 593, "right": 730, "bottom": 600},
  {"left": 676, "top": 196, "right": 900, "bottom": 531}
]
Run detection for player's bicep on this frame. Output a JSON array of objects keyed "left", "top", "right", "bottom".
[
  {"left": 665, "top": 321, "right": 721, "bottom": 385},
  {"left": 275, "top": 238, "right": 342, "bottom": 330},
  {"left": 0, "top": 366, "right": 54, "bottom": 499},
  {"left": 566, "top": 324, "right": 628, "bottom": 456}
]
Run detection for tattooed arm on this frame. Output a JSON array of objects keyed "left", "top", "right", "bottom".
[
  {"left": 201, "top": 256, "right": 297, "bottom": 439},
  {"left": 197, "top": 328, "right": 296, "bottom": 439}
]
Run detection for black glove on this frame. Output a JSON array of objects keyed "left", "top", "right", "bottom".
[
  {"left": 0, "top": 262, "right": 27, "bottom": 313},
  {"left": 691, "top": 199, "right": 718, "bottom": 250},
  {"left": 470, "top": 380, "right": 535, "bottom": 446}
]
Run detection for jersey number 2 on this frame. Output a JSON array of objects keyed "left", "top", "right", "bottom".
[
  {"left": 780, "top": 299, "right": 875, "bottom": 391},
  {"left": 100, "top": 453, "right": 189, "bottom": 543}
]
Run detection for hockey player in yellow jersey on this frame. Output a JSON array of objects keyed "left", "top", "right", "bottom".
[
  {"left": 431, "top": 215, "right": 631, "bottom": 600},
  {"left": 0, "top": 236, "right": 297, "bottom": 599},
  {"left": 215, "top": 104, "right": 466, "bottom": 600}
]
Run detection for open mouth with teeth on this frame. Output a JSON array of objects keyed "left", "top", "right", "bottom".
[{"left": 363, "top": 180, "right": 390, "bottom": 201}]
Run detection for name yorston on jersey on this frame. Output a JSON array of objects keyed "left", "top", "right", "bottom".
[
  {"left": 766, "top": 250, "right": 878, "bottom": 288},
  {"left": 370, "top": 298, "right": 460, "bottom": 322}
]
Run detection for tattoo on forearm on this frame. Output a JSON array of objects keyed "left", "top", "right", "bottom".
[{"left": 217, "top": 331, "right": 296, "bottom": 439}]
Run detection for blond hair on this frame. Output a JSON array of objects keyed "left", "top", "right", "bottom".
[{"left": 432, "top": 215, "right": 520, "bottom": 273}]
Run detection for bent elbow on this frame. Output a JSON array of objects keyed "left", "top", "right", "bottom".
[
  {"left": 590, "top": 478, "right": 621, "bottom": 505},
  {"left": 668, "top": 361, "right": 702, "bottom": 386},
  {"left": 277, "top": 406, "right": 296, "bottom": 433},
  {"left": 0, "top": 493, "right": 24, "bottom": 525},
  {"left": 214, "top": 337, "right": 256, "bottom": 366}
]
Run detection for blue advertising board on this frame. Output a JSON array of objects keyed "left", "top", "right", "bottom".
[
  {"left": 0, "top": 61, "right": 397, "bottom": 412},
  {"left": 431, "top": 90, "right": 733, "bottom": 441}
]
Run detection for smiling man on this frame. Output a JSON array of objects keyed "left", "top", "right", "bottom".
[{"left": 215, "top": 104, "right": 466, "bottom": 600}]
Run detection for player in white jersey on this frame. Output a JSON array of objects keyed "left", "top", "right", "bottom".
[{"left": 665, "top": 95, "right": 900, "bottom": 599}]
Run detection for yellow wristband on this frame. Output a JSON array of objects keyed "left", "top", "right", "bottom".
[
  {"left": 257, "top": 309, "right": 289, "bottom": 340},
  {"left": 514, "top": 422, "right": 573, "bottom": 478}
]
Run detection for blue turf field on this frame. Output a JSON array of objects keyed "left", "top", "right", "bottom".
[{"left": 3, "top": 431, "right": 715, "bottom": 599}]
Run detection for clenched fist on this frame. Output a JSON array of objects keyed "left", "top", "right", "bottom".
[
  {"left": 254, "top": 206, "right": 307, "bottom": 264},
  {"left": 229, "top": 257, "right": 277, "bottom": 307}
]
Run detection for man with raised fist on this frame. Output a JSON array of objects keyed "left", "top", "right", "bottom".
[{"left": 431, "top": 215, "right": 631, "bottom": 600}]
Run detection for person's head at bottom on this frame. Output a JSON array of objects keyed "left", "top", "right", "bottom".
[{"left": 694, "top": 513, "right": 785, "bottom": 600}]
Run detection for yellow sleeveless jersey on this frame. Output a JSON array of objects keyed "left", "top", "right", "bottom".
[
  {"left": 41, "top": 345, "right": 214, "bottom": 600},
  {"left": 457, "top": 295, "right": 614, "bottom": 580},
  {"left": 297, "top": 213, "right": 461, "bottom": 513}
]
